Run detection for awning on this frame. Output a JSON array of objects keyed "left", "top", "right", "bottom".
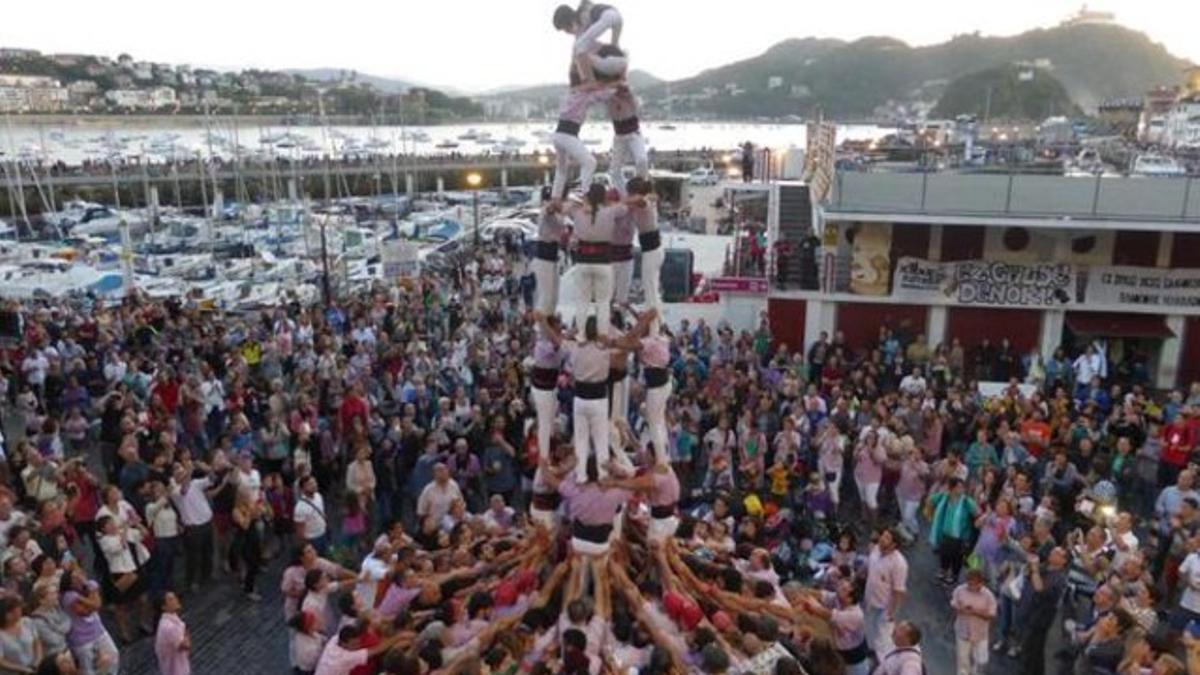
[{"left": 1065, "top": 313, "right": 1175, "bottom": 339}]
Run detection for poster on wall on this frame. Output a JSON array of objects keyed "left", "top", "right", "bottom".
[
  {"left": 848, "top": 222, "right": 892, "bottom": 296},
  {"left": 1085, "top": 266, "right": 1200, "bottom": 310},
  {"left": 892, "top": 257, "right": 1075, "bottom": 307}
]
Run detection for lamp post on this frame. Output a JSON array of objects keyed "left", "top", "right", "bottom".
[{"left": 466, "top": 171, "right": 482, "bottom": 246}]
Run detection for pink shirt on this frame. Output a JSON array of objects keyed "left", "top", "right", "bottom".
[
  {"left": 895, "top": 459, "right": 929, "bottom": 501},
  {"left": 538, "top": 211, "right": 567, "bottom": 242},
  {"left": 607, "top": 87, "right": 638, "bottom": 123},
  {"left": 558, "top": 87, "right": 614, "bottom": 124},
  {"left": 533, "top": 338, "right": 566, "bottom": 370},
  {"left": 865, "top": 546, "right": 908, "bottom": 612},
  {"left": 558, "top": 478, "right": 631, "bottom": 526},
  {"left": 579, "top": 203, "right": 626, "bottom": 244},
  {"left": 853, "top": 442, "right": 887, "bottom": 485},
  {"left": 314, "top": 641, "right": 368, "bottom": 675},
  {"left": 566, "top": 341, "right": 610, "bottom": 383},
  {"left": 817, "top": 435, "right": 844, "bottom": 474},
  {"left": 829, "top": 604, "right": 866, "bottom": 651},
  {"left": 281, "top": 559, "right": 342, "bottom": 619},
  {"left": 612, "top": 210, "right": 636, "bottom": 246},
  {"left": 640, "top": 336, "right": 670, "bottom": 369},
  {"left": 651, "top": 468, "right": 680, "bottom": 507},
  {"left": 631, "top": 203, "right": 657, "bottom": 234},
  {"left": 951, "top": 584, "right": 997, "bottom": 642},
  {"left": 155, "top": 613, "right": 190, "bottom": 675}
]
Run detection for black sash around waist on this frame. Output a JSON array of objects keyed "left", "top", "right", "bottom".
[
  {"left": 531, "top": 492, "right": 562, "bottom": 510},
  {"left": 572, "top": 519, "right": 614, "bottom": 544},
  {"left": 609, "top": 368, "right": 627, "bottom": 384},
  {"left": 650, "top": 503, "right": 677, "bottom": 519},
  {"left": 838, "top": 641, "right": 870, "bottom": 665},
  {"left": 532, "top": 367, "right": 559, "bottom": 390},
  {"left": 575, "top": 242, "right": 611, "bottom": 264},
  {"left": 645, "top": 367, "right": 670, "bottom": 388},
  {"left": 639, "top": 230, "right": 661, "bottom": 251},
  {"left": 575, "top": 380, "right": 608, "bottom": 400},
  {"left": 611, "top": 244, "right": 634, "bottom": 262},
  {"left": 613, "top": 116, "right": 640, "bottom": 135},
  {"left": 556, "top": 119, "right": 582, "bottom": 137},
  {"left": 534, "top": 240, "right": 559, "bottom": 261}
]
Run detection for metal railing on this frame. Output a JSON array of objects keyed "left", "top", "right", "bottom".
[{"left": 831, "top": 170, "right": 1200, "bottom": 223}]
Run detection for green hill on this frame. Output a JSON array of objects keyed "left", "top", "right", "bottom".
[
  {"left": 639, "top": 23, "right": 1189, "bottom": 118},
  {"left": 932, "top": 64, "right": 1081, "bottom": 119}
]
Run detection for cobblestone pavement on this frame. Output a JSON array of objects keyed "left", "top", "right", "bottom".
[{"left": 119, "top": 555, "right": 291, "bottom": 674}]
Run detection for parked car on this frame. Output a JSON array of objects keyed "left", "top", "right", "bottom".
[{"left": 687, "top": 166, "right": 720, "bottom": 186}]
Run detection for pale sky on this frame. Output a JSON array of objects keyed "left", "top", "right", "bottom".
[{"left": 1, "top": 0, "right": 1195, "bottom": 92}]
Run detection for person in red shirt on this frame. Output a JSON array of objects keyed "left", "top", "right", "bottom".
[
  {"left": 1161, "top": 407, "right": 1196, "bottom": 486},
  {"left": 151, "top": 368, "right": 181, "bottom": 416},
  {"left": 1019, "top": 410, "right": 1052, "bottom": 459},
  {"left": 339, "top": 383, "right": 371, "bottom": 438}
]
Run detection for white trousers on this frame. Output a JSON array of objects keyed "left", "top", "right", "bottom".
[
  {"left": 647, "top": 515, "right": 679, "bottom": 544},
  {"left": 530, "top": 507, "right": 558, "bottom": 531},
  {"left": 574, "top": 8, "right": 623, "bottom": 54},
  {"left": 645, "top": 381, "right": 671, "bottom": 466},
  {"left": 857, "top": 481, "right": 881, "bottom": 510},
  {"left": 575, "top": 262, "right": 613, "bottom": 336},
  {"left": 613, "top": 259, "right": 634, "bottom": 304},
  {"left": 899, "top": 497, "right": 922, "bottom": 536},
  {"left": 826, "top": 467, "right": 843, "bottom": 506},
  {"left": 865, "top": 605, "right": 895, "bottom": 663},
  {"left": 532, "top": 256, "right": 559, "bottom": 315},
  {"left": 955, "top": 637, "right": 989, "bottom": 675},
  {"left": 571, "top": 536, "right": 611, "bottom": 558},
  {"left": 552, "top": 132, "right": 596, "bottom": 199},
  {"left": 590, "top": 52, "right": 628, "bottom": 79},
  {"left": 532, "top": 386, "right": 558, "bottom": 460},
  {"left": 609, "top": 132, "right": 648, "bottom": 189},
  {"left": 573, "top": 395, "right": 610, "bottom": 482},
  {"left": 640, "top": 244, "right": 664, "bottom": 311},
  {"left": 609, "top": 369, "right": 629, "bottom": 425}
]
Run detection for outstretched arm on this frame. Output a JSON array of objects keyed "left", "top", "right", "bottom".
[
  {"left": 534, "top": 311, "right": 565, "bottom": 347},
  {"left": 610, "top": 309, "right": 658, "bottom": 350}
]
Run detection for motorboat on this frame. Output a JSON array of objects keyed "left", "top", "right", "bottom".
[
  {"left": 365, "top": 137, "right": 391, "bottom": 151},
  {"left": 1131, "top": 153, "right": 1187, "bottom": 177},
  {"left": 1063, "top": 148, "right": 1116, "bottom": 177},
  {"left": 457, "top": 129, "right": 481, "bottom": 141},
  {"left": 435, "top": 140, "right": 460, "bottom": 149},
  {"left": 275, "top": 133, "right": 308, "bottom": 150},
  {"left": 60, "top": 205, "right": 151, "bottom": 238}
]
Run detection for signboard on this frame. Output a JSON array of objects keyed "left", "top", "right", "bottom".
[
  {"left": 892, "top": 257, "right": 1075, "bottom": 308},
  {"left": 848, "top": 223, "right": 892, "bottom": 296},
  {"left": 805, "top": 120, "right": 837, "bottom": 203},
  {"left": 709, "top": 277, "right": 768, "bottom": 295},
  {"left": 381, "top": 240, "right": 420, "bottom": 279},
  {"left": 1085, "top": 266, "right": 1200, "bottom": 310}
]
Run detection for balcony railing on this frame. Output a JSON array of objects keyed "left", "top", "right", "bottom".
[{"left": 830, "top": 170, "right": 1200, "bottom": 223}]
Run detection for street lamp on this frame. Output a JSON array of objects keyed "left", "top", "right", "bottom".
[{"left": 466, "top": 171, "right": 483, "bottom": 246}]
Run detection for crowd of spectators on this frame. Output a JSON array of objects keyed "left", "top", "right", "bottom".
[{"left": 0, "top": 230, "right": 1199, "bottom": 675}]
